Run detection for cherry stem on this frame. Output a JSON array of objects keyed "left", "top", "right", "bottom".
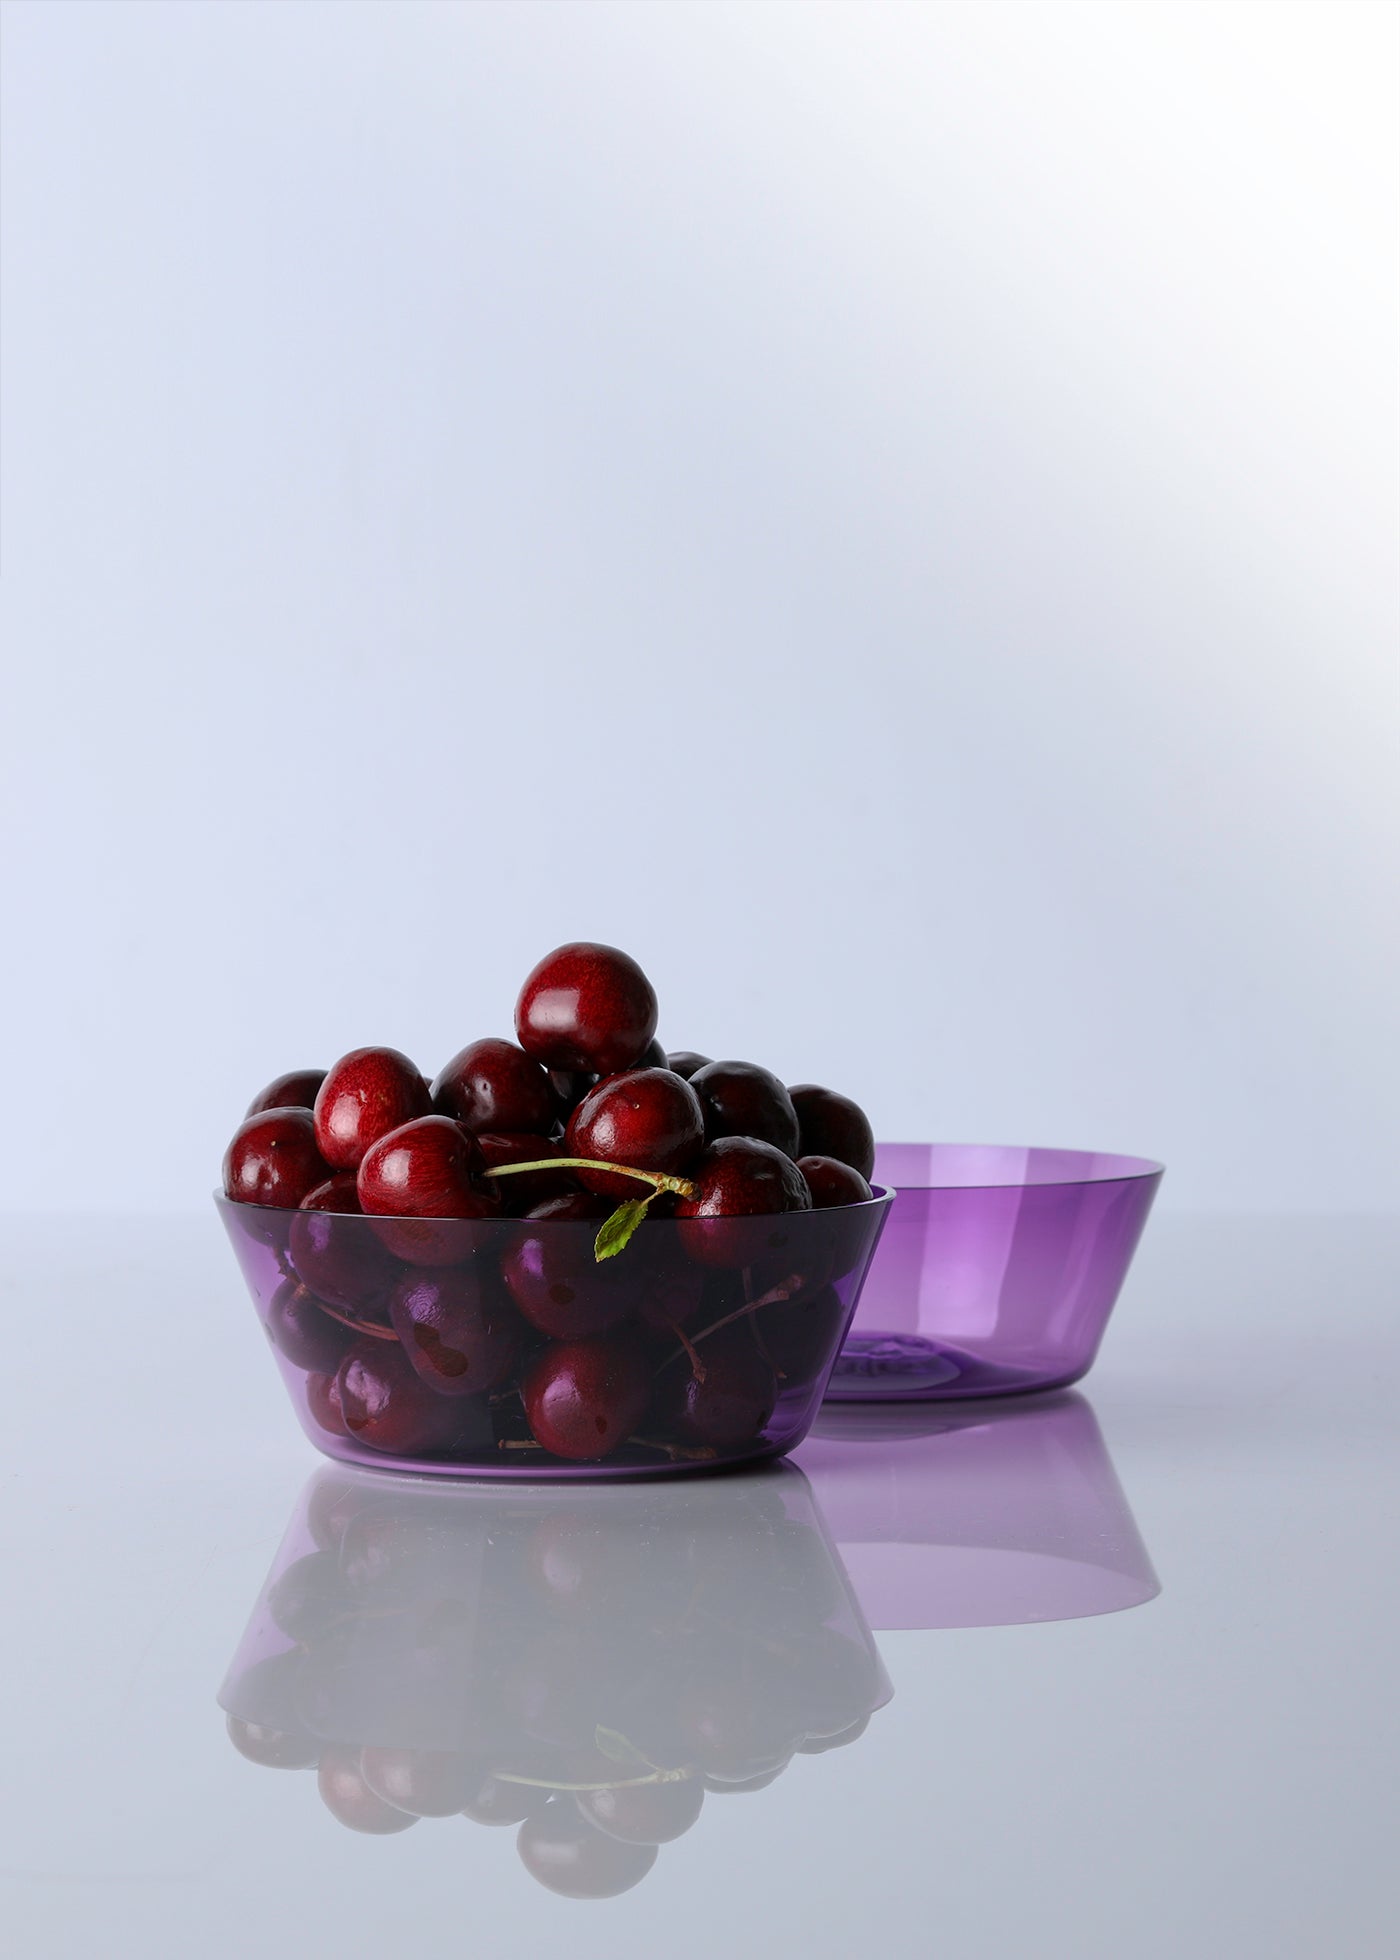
[
  {"left": 652, "top": 1273, "right": 806, "bottom": 1378},
  {"left": 496, "top": 1768, "right": 692, "bottom": 1790},
  {"left": 485, "top": 1156, "right": 697, "bottom": 1199},
  {"left": 313, "top": 1301, "right": 399, "bottom": 1342}
]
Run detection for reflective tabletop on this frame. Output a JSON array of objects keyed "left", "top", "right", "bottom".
[{"left": 1, "top": 1213, "right": 1395, "bottom": 1958}]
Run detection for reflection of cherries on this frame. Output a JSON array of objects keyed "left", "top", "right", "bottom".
[
  {"left": 521, "top": 1336, "right": 651, "bottom": 1460},
  {"left": 225, "top": 1714, "right": 317, "bottom": 1770},
  {"left": 360, "top": 1748, "right": 480, "bottom": 1818},
  {"left": 517, "top": 1798, "right": 658, "bottom": 1897},
  {"left": 460, "top": 1774, "right": 550, "bottom": 1826},
  {"left": 317, "top": 1746, "right": 419, "bottom": 1834},
  {"left": 578, "top": 1774, "right": 704, "bottom": 1845}
]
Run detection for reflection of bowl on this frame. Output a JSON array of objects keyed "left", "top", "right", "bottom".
[
  {"left": 800, "top": 1391, "right": 1159, "bottom": 1629},
  {"left": 219, "top": 1463, "right": 890, "bottom": 1894},
  {"left": 217, "top": 1188, "right": 891, "bottom": 1477},
  {"left": 826, "top": 1144, "right": 1162, "bottom": 1401}
]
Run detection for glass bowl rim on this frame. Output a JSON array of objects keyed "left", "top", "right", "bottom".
[
  {"left": 212, "top": 1183, "right": 897, "bottom": 1226},
  {"left": 871, "top": 1143, "right": 1164, "bottom": 1191}
]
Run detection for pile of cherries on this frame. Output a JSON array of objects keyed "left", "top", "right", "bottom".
[
  {"left": 222, "top": 942, "right": 878, "bottom": 1467},
  {"left": 224, "top": 1468, "right": 885, "bottom": 1896}
]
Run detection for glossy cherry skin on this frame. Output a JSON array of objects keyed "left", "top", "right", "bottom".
[
  {"left": 357, "top": 1115, "right": 500, "bottom": 1265},
  {"left": 225, "top": 1714, "right": 318, "bottom": 1770},
  {"left": 578, "top": 1772, "right": 704, "bottom": 1845},
  {"left": 788, "top": 1084, "right": 875, "bottom": 1181},
  {"left": 665, "top": 1050, "right": 711, "bottom": 1080},
  {"left": 223, "top": 1108, "right": 330, "bottom": 1209},
  {"left": 501, "top": 1193, "right": 642, "bottom": 1338},
  {"left": 653, "top": 1326, "right": 777, "bottom": 1451},
  {"left": 546, "top": 1068, "right": 596, "bottom": 1119},
  {"left": 675, "top": 1137, "right": 813, "bottom": 1268},
  {"left": 635, "top": 1036, "right": 668, "bottom": 1070},
  {"left": 300, "top": 1172, "right": 361, "bottom": 1213},
  {"left": 360, "top": 1748, "right": 481, "bottom": 1818},
  {"left": 475, "top": 1132, "right": 577, "bottom": 1213},
  {"left": 265, "top": 1278, "right": 349, "bottom": 1373},
  {"left": 431, "top": 1037, "right": 556, "bottom": 1136},
  {"left": 517, "top": 1799, "right": 657, "bottom": 1897},
  {"left": 244, "top": 1068, "right": 326, "bottom": 1118},
  {"left": 388, "top": 1265, "right": 520, "bottom": 1397},
  {"left": 335, "top": 1340, "right": 467, "bottom": 1455},
  {"left": 313, "top": 1047, "right": 431, "bottom": 1171},
  {"left": 565, "top": 1068, "right": 705, "bottom": 1201},
  {"left": 317, "top": 1746, "right": 418, "bottom": 1834},
  {"left": 521, "top": 1335, "right": 651, "bottom": 1460},
  {"left": 515, "top": 942, "right": 658, "bottom": 1075},
  {"left": 796, "top": 1154, "right": 873, "bottom": 1208},
  {"left": 689, "top": 1061, "right": 800, "bottom": 1157},
  {"left": 305, "top": 1368, "right": 349, "bottom": 1435}
]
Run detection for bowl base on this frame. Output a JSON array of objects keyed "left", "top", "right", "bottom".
[{"left": 825, "top": 1332, "right": 1086, "bottom": 1403}]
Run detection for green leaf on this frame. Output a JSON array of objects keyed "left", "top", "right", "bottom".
[
  {"left": 594, "top": 1198, "right": 649, "bottom": 1262},
  {"left": 594, "top": 1726, "right": 652, "bottom": 1770}
]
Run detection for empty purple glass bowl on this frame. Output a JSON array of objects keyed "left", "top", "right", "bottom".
[
  {"left": 825, "top": 1145, "right": 1162, "bottom": 1402},
  {"left": 217, "top": 1188, "right": 892, "bottom": 1478}
]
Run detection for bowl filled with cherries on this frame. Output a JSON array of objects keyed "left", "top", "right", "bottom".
[{"left": 218, "top": 942, "right": 892, "bottom": 1477}]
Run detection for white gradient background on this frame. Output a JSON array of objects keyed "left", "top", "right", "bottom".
[{"left": 1, "top": 0, "right": 1395, "bottom": 1213}]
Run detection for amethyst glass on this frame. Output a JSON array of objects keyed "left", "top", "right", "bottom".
[
  {"left": 217, "top": 1188, "right": 891, "bottom": 1478},
  {"left": 219, "top": 1462, "right": 890, "bottom": 1869},
  {"left": 827, "top": 1145, "right": 1162, "bottom": 1401},
  {"left": 800, "top": 1392, "right": 1159, "bottom": 1628}
]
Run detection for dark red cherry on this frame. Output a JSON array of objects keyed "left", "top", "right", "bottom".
[
  {"left": 305, "top": 1368, "right": 349, "bottom": 1435},
  {"left": 788, "top": 1084, "right": 875, "bottom": 1181},
  {"left": 501, "top": 1194, "right": 641, "bottom": 1339},
  {"left": 546, "top": 1068, "right": 597, "bottom": 1119},
  {"left": 357, "top": 1115, "right": 500, "bottom": 1265},
  {"left": 475, "top": 1132, "right": 577, "bottom": 1213},
  {"left": 515, "top": 942, "right": 658, "bottom": 1075},
  {"left": 388, "top": 1265, "right": 520, "bottom": 1397},
  {"left": 578, "top": 1773, "right": 704, "bottom": 1845},
  {"left": 313, "top": 1047, "right": 431, "bottom": 1171},
  {"left": 758, "top": 1281, "right": 848, "bottom": 1385},
  {"left": 654, "top": 1327, "right": 777, "bottom": 1451},
  {"left": 223, "top": 1108, "right": 331, "bottom": 1209},
  {"left": 360, "top": 1748, "right": 481, "bottom": 1818},
  {"left": 245, "top": 1068, "right": 326, "bottom": 1118},
  {"left": 517, "top": 1799, "right": 657, "bottom": 1897},
  {"left": 796, "top": 1154, "right": 873, "bottom": 1208},
  {"left": 431, "top": 1037, "right": 556, "bottom": 1136},
  {"left": 265, "top": 1278, "right": 349, "bottom": 1373},
  {"left": 689, "top": 1061, "right": 800, "bottom": 1157},
  {"left": 565, "top": 1068, "right": 704, "bottom": 1201},
  {"left": 335, "top": 1341, "right": 466, "bottom": 1455},
  {"left": 675, "top": 1137, "right": 812, "bottom": 1268},
  {"left": 287, "top": 1197, "right": 400, "bottom": 1319},
  {"left": 317, "top": 1746, "right": 418, "bottom": 1834},
  {"left": 665, "top": 1050, "right": 711, "bottom": 1080},
  {"left": 225, "top": 1714, "right": 318, "bottom": 1771},
  {"left": 521, "top": 1335, "right": 651, "bottom": 1460},
  {"left": 635, "top": 1036, "right": 668, "bottom": 1070}
]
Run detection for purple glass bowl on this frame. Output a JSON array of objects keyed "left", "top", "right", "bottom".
[
  {"left": 217, "top": 1188, "right": 892, "bottom": 1478},
  {"left": 826, "top": 1144, "right": 1162, "bottom": 1402}
]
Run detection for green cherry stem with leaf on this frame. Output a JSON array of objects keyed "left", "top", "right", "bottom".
[{"left": 482, "top": 1157, "right": 698, "bottom": 1262}]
